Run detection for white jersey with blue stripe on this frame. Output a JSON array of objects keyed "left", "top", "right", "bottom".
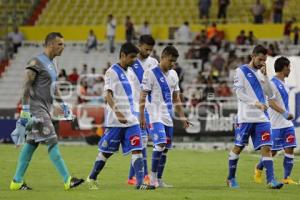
[
  {"left": 128, "top": 57, "right": 158, "bottom": 112},
  {"left": 141, "top": 67, "right": 180, "bottom": 126},
  {"left": 234, "top": 66, "right": 269, "bottom": 123},
  {"left": 269, "top": 80, "right": 293, "bottom": 129},
  {"left": 104, "top": 65, "right": 139, "bottom": 127}
]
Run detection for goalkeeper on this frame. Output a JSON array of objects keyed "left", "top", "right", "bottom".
[{"left": 10, "top": 32, "right": 84, "bottom": 190}]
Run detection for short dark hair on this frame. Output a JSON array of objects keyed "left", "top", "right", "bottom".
[
  {"left": 274, "top": 56, "right": 290, "bottom": 72},
  {"left": 139, "top": 35, "right": 155, "bottom": 46},
  {"left": 119, "top": 42, "right": 139, "bottom": 58},
  {"left": 252, "top": 44, "right": 267, "bottom": 55},
  {"left": 161, "top": 45, "right": 179, "bottom": 58},
  {"left": 45, "top": 32, "right": 63, "bottom": 46}
]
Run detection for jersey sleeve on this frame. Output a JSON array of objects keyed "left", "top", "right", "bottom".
[
  {"left": 173, "top": 71, "right": 180, "bottom": 92},
  {"left": 268, "top": 81, "right": 279, "bottom": 100},
  {"left": 233, "top": 68, "right": 244, "bottom": 91},
  {"left": 104, "top": 69, "right": 116, "bottom": 92},
  {"left": 25, "top": 58, "right": 42, "bottom": 73},
  {"left": 141, "top": 69, "right": 153, "bottom": 92}
]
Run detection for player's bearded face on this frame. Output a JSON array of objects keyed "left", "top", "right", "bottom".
[
  {"left": 284, "top": 64, "right": 291, "bottom": 77},
  {"left": 52, "top": 38, "right": 65, "bottom": 56},
  {"left": 139, "top": 44, "right": 153, "bottom": 59},
  {"left": 253, "top": 54, "right": 267, "bottom": 69}
]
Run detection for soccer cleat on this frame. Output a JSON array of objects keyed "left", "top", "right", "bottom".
[
  {"left": 282, "top": 177, "right": 298, "bottom": 185},
  {"left": 10, "top": 180, "right": 32, "bottom": 190},
  {"left": 254, "top": 167, "right": 263, "bottom": 184},
  {"left": 267, "top": 179, "right": 284, "bottom": 189},
  {"left": 144, "top": 175, "right": 150, "bottom": 185},
  {"left": 86, "top": 177, "right": 99, "bottom": 190},
  {"left": 64, "top": 176, "right": 84, "bottom": 190},
  {"left": 157, "top": 179, "right": 174, "bottom": 188},
  {"left": 136, "top": 183, "right": 156, "bottom": 190},
  {"left": 127, "top": 177, "right": 136, "bottom": 185},
  {"left": 226, "top": 178, "right": 239, "bottom": 188}
]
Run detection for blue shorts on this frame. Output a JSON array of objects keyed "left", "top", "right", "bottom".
[
  {"left": 234, "top": 122, "right": 272, "bottom": 151},
  {"left": 149, "top": 122, "right": 173, "bottom": 149},
  {"left": 98, "top": 125, "right": 143, "bottom": 155},
  {"left": 271, "top": 126, "right": 297, "bottom": 151}
]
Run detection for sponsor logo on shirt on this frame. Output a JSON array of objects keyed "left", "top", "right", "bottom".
[
  {"left": 101, "top": 140, "right": 108, "bottom": 148},
  {"left": 120, "top": 73, "right": 125, "bottom": 80},
  {"left": 247, "top": 73, "right": 253, "bottom": 78},
  {"left": 130, "top": 135, "right": 140, "bottom": 146},
  {"left": 160, "top": 77, "right": 165, "bottom": 82},
  {"left": 261, "top": 131, "right": 270, "bottom": 141},
  {"left": 286, "top": 134, "right": 295, "bottom": 144}
]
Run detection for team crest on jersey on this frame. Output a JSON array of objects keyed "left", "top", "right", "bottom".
[
  {"left": 101, "top": 140, "right": 108, "bottom": 148},
  {"left": 286, "top": 134, "right": 295, "bottom": 143},
  {"left": 160, "top": 77, "right": 165, "bottom": 82},
  {"left": 279, "top": 84, "right": 283, "bottom": 90},
  {"left": 134, "top": 64, "right": 139, "bottom": 68},
  {"left": 120, "top": 73, "right": 125, "bottom": 80},
  {"left": 130, "top": 135, "right": 140, "bottom": 146},
  {"left": 236, "top": 134, "right": 242, "bottom": 142},
  {"left": 261, "top": 131, "right": 270, "bottom": 141},
  {"left": 247, "top": 73, "right": 253, "bottom": 78},
  {"left": 153, "top": 133, "right": 159, "bottom": 141}
]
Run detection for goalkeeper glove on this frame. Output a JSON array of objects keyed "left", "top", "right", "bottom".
[{"left": 20, "top": 105, "right": 30, "bottom": 126}]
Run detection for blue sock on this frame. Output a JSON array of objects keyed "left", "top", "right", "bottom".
[
  {"left": 48, "top": 144, "right": 70, "bottom": 183},
  {"left": 14, "top": 143, "right": 38, "bottom": 183},
  {"left": 227, "top": 151, "right": 239, "bottom": 180},
  {"left": 262, "top": 157, "right": 274, "bottom": 183},
  {"left": 89, "top": 152, "right": 108, "bottom": 180},
  {"left": 257, "top": 158, "right": 264, "bottom": 170},
  {"left": 151, "top": 150, "right": 163, "bottom": 173},
  {"left": 283, "top": 154, "right": 294, "bottom": 179},
  {"left": 128, "top": 163, "right": 135, "bottom": 179},
  {"left": 132, "top": 154, "right": 144, "bottom": 186},
  {"left": 157, "top": 153, "right": 167, "bottom": 179},
  {"left": 142, "top": 147, "right": 148, "bottom": 176}
]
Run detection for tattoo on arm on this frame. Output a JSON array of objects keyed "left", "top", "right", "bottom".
[{"left": 22, "top": 69, "right": 36, "bottom": 105}]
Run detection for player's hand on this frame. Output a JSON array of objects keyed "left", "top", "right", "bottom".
[
  {"left": 61, "top": 102, "right": 70, "bottom": 118},
  {"left": 254, "top": 102, "right": 268, "bottom": 111},
  {"left": 20, "top": 105, "right": 30, "bottom": 126},
  {"left": 282, "top": 111, "right": 294, "bottom": 120},
  {"left": 260, "top": 64, "right": 267, "bottom": 76},
  {"left": 115, "top": 111, "right": 128, "bottom": 124},
  {"left": 287, "top": 113, "right": 294, "bottom": 120},
  {"left": 181, "top": 118, "right": 191, "bottom": 129},
  {"left": 139, "top": 115, "right": 146, "bottom": 130}
]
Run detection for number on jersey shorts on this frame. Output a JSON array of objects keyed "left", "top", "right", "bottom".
[
  {"left": 149, "top": 122, "right": 173, "bottom": 149},
  {"left": 271, "top": 126, "right": 297, "bottom": 151},
  {"left": 98, "top": 125, "right": 143, "bottom": 155},
  {"left": 234, "top": 122, "right": 272, "bottom": 150}
]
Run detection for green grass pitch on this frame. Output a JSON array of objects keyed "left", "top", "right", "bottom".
[{"left": 0, "top": 144, "right": 299, "bottom": 200}]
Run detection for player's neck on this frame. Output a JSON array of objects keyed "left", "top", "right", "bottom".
[
  {"left": 248, "top": 62, "right": 257, "bottom": 71},
  {"left": 275, "top": 73, "right": 285, "bottom": 82},
  {"left": 138, "top": 54, "right": 148, "bottom": 61},
  {"left": 118, "top": 62, "right": 128, "bottom": 71},
  {"left": 159, "top": 65, "right": 168, "bottom": 74},
  {"left": 44, "top": 50, "right": 55, "bottom": 60}
]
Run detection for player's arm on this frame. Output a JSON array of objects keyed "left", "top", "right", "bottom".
[
  {"left": 139, "top": 90, "right": 149, "bottom": 129},
  {"left": 173, "top": 91, "right": 190, "bottom": 129},
  {"left": 22, "top": 69, "right": 37, "bottom": 105},
  {"left": 105, "top": 90, "right": 127, "bottom": 124},
  {"left": 259, "top": 65, "right": 275, "bottom": 100}
]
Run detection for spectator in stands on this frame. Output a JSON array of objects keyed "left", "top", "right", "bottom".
[
  {"left": 272, "top": 0, "right": 285, "bottom": 23},
  {"left": 212, "top": 54, "right": 225, "bottom": 73},
  {"left": 251, "top": 0, "right": 265, "bottom": 24},
  {"left": 207, "top": 22, "right": 218, "bottom": 40},
  {"left": 268, "top": 43, "right": 280, "bottom": 56},
  {"left": 92, "top": 77, "right": 104, "bottom": 96},
  {"left": 235, "top": 30, "right": 246, "bottom": 45},
  {"left": 216, "top": 81, "right": 232, "bottom": 97},
  {"left": 139, "top": 21, "right": 151, "bottom": 36},
  {"left": 217, "top": 0, "right": 230, "bottom": 22},
  {"left": 199, "top": 43, "right": 211, "bottom": 68},
  {"left": 87, "top": 67, "right": 97, "bottom": 93},
  {"left": 198, "top": 0, "right": 211, "bottom": 20},
  {"left": 125, "top": 16, "right": 135, "bottom": 43},
  {"left": 81, "top": 64, "right": 88, "bottom": 75},
  {"left": 246, "top": 31, "right": 257, "bottom": 45},
  {"left": 103, "top": 62, "right": 111, "bottom": 75},
  {"left": 58, "top": 69, "right": 68, "bottom": 81},
  {"left": 193, "top": 29, "right": 207, "bottom": 45},
  {"left": 78, "top": 80, "right": 88, "bottom": 103},
  {"left": 211, "top": 65, "right": 220, "bottom": 82},
  {"left": 175, "top": 21, "right": 192, "bottom": 44},
  {"left": 202, "top": 79, "right": 215, "bottom": 100},
  {"left": 107, "top": 14, "right": 116, "bottom": 53},
  {"left": 293, "top": 26, "right": 299, "bottom": 45},
  {"left": 283, "top": 19, "right": 293, "bottom": 46},
  {"left": 85, "top": 29, "right": 97, "bottom": 53},
  {"left": 7, "top": 27, "right": 24, "bottom": 53},
  {"left": 68, "top": 68, "right": 79, "bottom": 85}
]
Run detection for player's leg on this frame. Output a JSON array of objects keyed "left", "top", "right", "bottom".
[
  {"left": 227, "top": 123, "right": 250, "bottom": 188},
  {"left": 254, "top": 122, "right": 283, "bottom": 189},
  {"left": 157, "top": 125, "right": 173, "bottom": 188},
  {"left": 87, "top": 127, "right": 118, "bottom": 189},
  {"left": 282, "top": 126, "right": 297, "bottom": 184},
  {"left": 123, "top": 125, "right": 155, "bottom": 190},
  {"left": 10, "top": 141, "right": 38, "bottom": 190}
]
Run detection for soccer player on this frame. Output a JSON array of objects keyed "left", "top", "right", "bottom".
[
  {"left": 140, "top": 46, "right": 190, "bottom": 188},
  {"left": 10, "top": 32, "right": 84, "bottom": 190},
  {"left": 86, "top": 42, "right": 155, "bottom": 190},
  {"left": 254, "top": 56, "right": 297, "bottom": 184},
  {"left": 226, "top": 45, "right": 283, "bottom": 189},
  {"left": 127, "top": 35, "right": 158, "bottom": 185}
]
